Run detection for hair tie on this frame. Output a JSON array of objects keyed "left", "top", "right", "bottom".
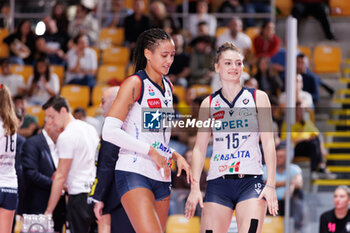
[{"left": 216, "top": 44, "right": 225, "bottom": 54}]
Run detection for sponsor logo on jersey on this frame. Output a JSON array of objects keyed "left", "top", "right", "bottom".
[
  {"left": 255, "top": 183, "right": 262, "bottom": 195},
  {"left": 148, "top": 86, "right": 155, "bottom": 96},
  {"left": 215, "top": 119, "right": 249, "bottom": 130},
  {"left": 213, "top": 151, "right": 251, "bottom": 161},
  {"left": 152, "top": 141, "right": 172, "bottom": 155},
  {"left": 219, "top": 165, "right": 227, "bottom": 172},
  {"left": 215, "top": 137, "right": 224, "bottom": 142},
  {"left": 238, "top": 107, "right": 252, "bottom": 117},
  {"left": 229, "top": 110, "right": 234, "bottom": 116},
  {"left": 147, "top": 98, "right": 162, "bottom": 108},
  {"left": 213, "top": 110, "right": 225, "bottom": 120},
  {"left": 143, "top": 110, "right": 161, "bottom": 129},
  {"left": 214, "top": 100, "right": 221, "bottom": 110},
  {"left": 229, "top": 161, "right": 240, "bottom": 173},
  {"left": 163, "top": 99, "right": 168, "bottom": 106},
  {"left": 243, "top": 98, "right": 249, "bottom": 105}
]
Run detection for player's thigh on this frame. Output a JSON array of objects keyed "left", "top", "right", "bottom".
[
  {"left": 121, "top": 188, "right": 162, "bottom": 233},
  {"left": 155, "top": 195, "right": 170, "bottom": 231},
  {"left": 200, "top": 202, "right": 233, "bottom": 233},
  {"left": 235, "top": 198, "right": 267, "bottom": 233},
  {"left": 0, "top": 208, "right": 15, "bottom": 233}
]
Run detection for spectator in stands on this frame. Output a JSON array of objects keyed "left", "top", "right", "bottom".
[
  {"left": 13, "top": 95, "right": 39, "bottom": 138},
  {"left": 0, "top": 2, "right": 11, "bottom": 29},
  {"left": 68, "top": 2, "right": 99, "bottom": 45},
  {"left": 44, "top": 96, "right": 99, "bottom": 233},
  {"left": 0, "top": 59, "right": 26, "bottom": 97},
  {"left": 217, "top": 0, "right": 244, "bottom": 26},
  {"left": 27, "top": 57, "right": 60, "bottom": 106},
  {"left": 280, "top": 101, "right": 335, "bottom": 180},
  {"left": 51, "top": 1, "right": 69, "bottom": 35},
  {"left": 73, "top": 107, "right": 100, "bottom": 135},
  {"left": 149, "top": 1, "right": 179, "bottom": 35},
  {"left": 123, "top": 0, "right": 152, "bottom": 55},
  {"left": 244, "top": 76, "right": 258, "bottom": 89},
  {"left": 216, "top": 17, "right": 252, "bottom": 57},
  {"left": 167, "top": 31, "right": 190, "bottom": 87},
  {"left": 253, "top": 21, "right": 281, "bottom": 58},
  {"left": 254, "top": 56, "right": 282, "bottom": 104},
  {"left": 319, "top": 185, "right": 350, "bottom": 233},
  {"left": 297, "top": 53, "right": 334, "bottom": 104},
  {"left": 291, "top": 0, "right": 336, "bottom": 40},
  {"left": 103, "top": 0, "right": 133, "bottom": 28},
  {"left": 21, "top": 119, "right": 66, "bottom": 233},
  {"left": 3, "top": 20, "right": 37, "bottom": 65},
  {"left": 263, "top": 141, "right": 304, "bottom": 231},
  {"left": 65, "top": 34, "right": 97, "bottom": 90},
  {"left": 188, "top": 0, "right": 217, "bottom": 38},
  {"left": 36, "top": 16, "right": 70, "bottom": 66},
  {"left": 244, "top": 0, "right": 271, "bottom": 27},
  {"left": 188, "top": 35, "right": 216, "bottom": 86},
  {"left": 279, "top": 74, "right": 313, "bottom": 110}
]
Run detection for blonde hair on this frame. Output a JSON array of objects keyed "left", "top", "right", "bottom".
[
  {"left": 0, "top": 84, "right": 18, "bottom": 135},
  {"left": 214, "top": 42, "right": 243, "bottom": 64}
]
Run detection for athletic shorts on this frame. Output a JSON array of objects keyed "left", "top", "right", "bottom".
[
  {"left": 204, "top": 175, "right": 265, "bottom": 210},
  {"left": 115, "top": 170, "right": 171, "bottom": 201},
  {"left": 0, "top": 187, "right": 18, "bottom": 210}
]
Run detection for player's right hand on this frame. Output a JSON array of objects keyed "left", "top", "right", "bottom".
[{"left": 185, "top": 188, "right": 203, "bottom": 219}]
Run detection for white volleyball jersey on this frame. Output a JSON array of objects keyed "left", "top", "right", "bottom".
[
  {"left": 0, "top": 120, "right": 17, "bottom": 188},
  {"left": 207, "top": 87, "right": 263, "bottom": 180},
  {"left": 116, "top": 70, "right": 174, "bottom": 182}
]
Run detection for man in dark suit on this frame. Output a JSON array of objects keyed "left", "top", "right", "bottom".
[
  {"left": 21, "top": 119, "right": 66, "bottom": 232},
  {"left": 91, "top": 86, "right": 135, "bottom": 233}
]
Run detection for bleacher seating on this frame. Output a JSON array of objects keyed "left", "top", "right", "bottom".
[
  {"left": 330, "top": 0, "right": 350, "bottom": 16},
  {"left": 275, "top": 0, "right": 293, "bottom": 16},
  {"left": 99, "top": 27, "right": 125, "bottom": 49},
  {"left": 10, "top": 65, "right": 33, "bottom": 84},
  {"left": 0, "top": 43, "right": 9, "bottom": 58},
  {"left": 92, "top": 84, "right": 110, "bottom": 106},
  {"left": 60, "top": 84, "right": 90, "bottom": 110},
  {"left": 262, "top": 216, "right": 284, "bottom": 233},
  {"left": 26, "top": 105, "right": 45, "bottom": 127},
  {"left": 102, "top": 46, "right": 130, "bottom": 65},
  {"left": 312, "top": 45, "right": 342, "bottom": 74},
  {"left": 97, "top": 64, "right": 126, "bottom": 85},
  {"left": 50, "top": 65, "right": 65, "bottom": 85}
]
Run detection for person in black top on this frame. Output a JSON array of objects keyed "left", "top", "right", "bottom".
[{"left": 320, "top": 186, "right": 350, "bottom": 233}]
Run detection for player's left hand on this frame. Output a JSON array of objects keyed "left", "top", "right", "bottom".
[{"left": 259, "top": 184, "right": 278, "bottom": 216}]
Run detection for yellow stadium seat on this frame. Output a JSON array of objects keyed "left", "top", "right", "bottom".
[
  {"left": 127, "top": 64, "right": 135, "bottom": 76},
  {"left": 330, "top": 0, "right": 350, "bottom": 16},
  {"left": 99, "top": 27, "right": 125, "bottom": 48},
  {"left": 275, "top": 0, "right": 293, "bottom": 16},
  {"left": 173, "top": 85, "right": 186, "bottom": 103},
  {"left": 166, "top": 215, "right": 200, "bottom": 233},
  {"left": 97, "top": 64, "right": 126, "bottom": 84},
  {"left": 26, "top": 105, "right": 45, "bottom": 127},
  {"left": 188, "top": 84, "right": 211, "bottom": 99},
  {"left": 262, "top": 216, "right": 283, "bottom": 233},
  {"left": 0, "top": 28, "right": 9, "bottom": 42},
  {"left": 215, "top": 27, "right": 229, "bottom": 38},
  {"left": 60, "top": 84, "right": 90, "bottom": 110},
  {"left": 10, "top": 65, "right": 33, "bottom": 84},
  {"left": 203, "top": 157, "right": 210, "bottom": 172},
  {"left": 298, "top": 46, "right": 312, "bottom": 60},
  {"left": 0, "top": 43, "right": 9, "bottom": 58},
  {"left": 86, "top": 105, "right": 103, "bottom": 117},
  {"left": 313, "top": 45, "right": 342, "bottom": 73},
  {"left": 92, "top": 84, "right": 110, "bottom": 106},
  {"left": 244, "top": 26, "right": 260, "bottom": 41},
  {"left": 50, "top": 65, "right": 65, "bottom": 85},
  {"left": 102, "top": 46, "right": 130, "bottom": 65}
]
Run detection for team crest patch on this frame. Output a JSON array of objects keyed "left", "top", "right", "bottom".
[
  {"left": 214, "top": 100, "right": 221, "bottom": 110},
  {"left": 243, "top": 98, "right": 249, "bottom": 105},
  {"left": 148, "top": 86, "right": 155, "bottom": 96}
]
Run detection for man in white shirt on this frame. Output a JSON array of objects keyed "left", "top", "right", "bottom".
[
  {"left": 43, "top": 96, "right": 99, "bottom": 233},
  {"left": 216, "top": 17, "right": 252, "bottom": 56},
  {"left": 0, "top": 59, "right": 26, "bottom": 96}
]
